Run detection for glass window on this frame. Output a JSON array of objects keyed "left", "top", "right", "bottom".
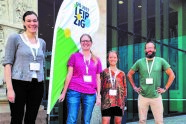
[{"left": 107, "top": 0, "right": 186, "bottom": 122}]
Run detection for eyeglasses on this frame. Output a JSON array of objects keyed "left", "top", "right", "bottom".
[{"left": 81, "top": 40, "right": 91, "bottom": 43}]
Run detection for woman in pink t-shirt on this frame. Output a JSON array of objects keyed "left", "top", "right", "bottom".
[{"left": 59, "top": 34, "right": 102, "bottom": 124}]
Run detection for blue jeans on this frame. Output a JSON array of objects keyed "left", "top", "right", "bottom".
[{"left": 66, "top": 89, "right": 96, "bottom": 124}]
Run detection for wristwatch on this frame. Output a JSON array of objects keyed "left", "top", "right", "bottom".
[{"left": 164, "top": 87, "right": 167, "bottom": 92}]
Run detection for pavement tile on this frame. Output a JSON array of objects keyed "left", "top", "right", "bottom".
[{"left": 126, "top": 115, "right": 186, "bottom": 124}]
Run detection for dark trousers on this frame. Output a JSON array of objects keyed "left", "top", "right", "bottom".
[{"left": 9, "top": 79, "right": 44, "bottom": 124}]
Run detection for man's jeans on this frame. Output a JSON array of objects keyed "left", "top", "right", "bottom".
[{"left": 66, "top": 89, "right": 96, "bottom": 124}]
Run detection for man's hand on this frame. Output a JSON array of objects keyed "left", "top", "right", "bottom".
[
  {"left": 133, "top": 87, "right": 142, "bottom": 94},
  {"left": 157, "top": 87, "right": 166, "bottom": 94}
]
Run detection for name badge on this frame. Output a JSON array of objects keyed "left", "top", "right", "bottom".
[
  {"left": 109, "top": 89, "right": 117, "bottom": 96},
  {"left": 146, "top": 78, "right": 153, "bottom": 84},
  {"left": 30, "top": 62, "right": 40, "bottom": 71},
  {"left": 83, "top": 75, "right": 92, "bottom": 82}
]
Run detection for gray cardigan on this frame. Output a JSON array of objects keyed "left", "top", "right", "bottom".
[{"left": 3, "top": 33, "right": 46, "bottom": 82}]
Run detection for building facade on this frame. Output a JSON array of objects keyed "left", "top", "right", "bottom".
[
  {"left": 1, "top": 0, "right": 185, "bottom": 123},
  {"left": 38, "top": 0, "right": 186, "bottom": 123},
  {"left": 107, "top": 0, "right": 186, "bottom": 122}
]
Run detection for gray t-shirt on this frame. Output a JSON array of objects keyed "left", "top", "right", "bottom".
[{"left": 3, "top": 33, "right": 46, "bottom": 82}]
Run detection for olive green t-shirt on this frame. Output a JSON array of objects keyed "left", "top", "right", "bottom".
[{"left": 131, "top": 57, "right": 170, "bottom": 98}]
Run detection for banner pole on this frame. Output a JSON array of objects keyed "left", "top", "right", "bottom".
[{"left": 47, "top": 114, "right": 50, "bottom": 124}]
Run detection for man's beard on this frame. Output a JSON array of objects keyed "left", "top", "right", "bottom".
[{"left": 146, "top": 52, "right": 156, "bottom": 58}]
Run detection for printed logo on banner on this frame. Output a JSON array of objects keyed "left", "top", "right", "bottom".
[{"left": 74, "top": 2, "right": 90, "bottom": 28}]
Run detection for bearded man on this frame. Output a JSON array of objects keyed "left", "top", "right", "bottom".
[{"left": 127, "top": 41, "right": 175, "bottom": 124}]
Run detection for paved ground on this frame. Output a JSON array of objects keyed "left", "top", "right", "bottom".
[
  {"left": 91, "top": 106, "right": 186, "bottom": 124},
  {"left": 126, "top": 115, "right": 186, "bottom": 124}
]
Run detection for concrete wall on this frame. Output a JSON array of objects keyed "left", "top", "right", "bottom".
[{"left": 92, "top": 0, "right": 107, "bottom": 69}]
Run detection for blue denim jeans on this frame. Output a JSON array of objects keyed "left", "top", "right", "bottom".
[{"left": 66, "top": 89, "right": 96, "bottom": 124}]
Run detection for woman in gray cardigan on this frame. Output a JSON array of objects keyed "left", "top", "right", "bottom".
[{"left": 3, "top": 11, "right": 46, "bottom": 124}]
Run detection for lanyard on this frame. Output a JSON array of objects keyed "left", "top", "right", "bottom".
[
  {"left": 83, "top": 54, "right": 91, "bottom": 75},
  {"left": 30, "top": 48, "right": 38, "bottom": 61},
  {"left": 22, "top": 33, "right": 39, "bottom": 61},
  {"left": 109, "top": 67, "right": 118, "bottom": 88},
  {"left": 146, "top": 57, "right": 155, "bottom": 77}
]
